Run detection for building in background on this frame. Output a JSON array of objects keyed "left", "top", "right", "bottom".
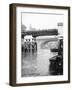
[{"left": 57, "top": 22, "right": 63, "bottom": 35}]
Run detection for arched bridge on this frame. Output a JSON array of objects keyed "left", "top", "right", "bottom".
[
  {"left": 21, "top": 29, "right": 58, "bottom": 38},
  {"left": 36, "top": 36, "right": 58, "bottom": 49}
]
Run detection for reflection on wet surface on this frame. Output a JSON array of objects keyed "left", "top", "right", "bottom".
[{"left": 21, "top": 39, "right": 58, "bottom": 77}]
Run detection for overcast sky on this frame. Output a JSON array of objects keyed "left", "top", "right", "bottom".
[{"left": 22, "top": 12, "right": 64, "bottom": 31}]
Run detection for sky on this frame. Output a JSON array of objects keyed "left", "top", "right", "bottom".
[{"left": 22, "top": 12, "right": 64, "bottom": 31}]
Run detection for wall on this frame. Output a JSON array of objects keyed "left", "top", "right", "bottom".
[{"left": 0, "top": 0, "right": 72, "bottom": 90}]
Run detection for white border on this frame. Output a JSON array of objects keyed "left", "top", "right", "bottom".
[{"left": 16, "top": 7, "right": 68, "bottom": 83}]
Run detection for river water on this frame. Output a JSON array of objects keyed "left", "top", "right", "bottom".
[{"left": 21, "top": 38, "right": 58, "bottom": 77}]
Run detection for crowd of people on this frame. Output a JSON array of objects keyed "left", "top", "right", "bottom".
[{"left": 22, "top": 38, "right": 37, "bottom": 53}]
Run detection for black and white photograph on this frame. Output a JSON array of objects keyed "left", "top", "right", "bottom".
[
  {"left": 21, "top": 12, "right": 63, "bottom": 77},
  {"left": 9, "top": 3, "right": 70, "bottom": 86}
]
